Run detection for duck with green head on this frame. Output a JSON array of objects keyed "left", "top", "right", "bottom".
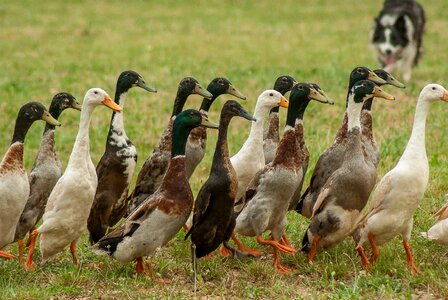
[
  {"left": 297, "top": 66, "right": 386, "bottom": 218},
  {"left": 13, "top": 93, "right": 80, "bottom": 263},
  {"left": 235, "top": 83, "right": 333, "bottom": 273},
  {"left": 96, "top": 109, "right": 218, "bottom": 278},
  {"left": 185, "top": 77, "right": 246, "bottom": 179},
  {"left": 0, "top": 102, "right": 60, "bottom": 260},
  {"left": 88, "top": 70, "right": 157, "bottom": 244},
  {"left": 128, "top": 77, "right": 212, "bottom": 214},
  {"left": 302, "top": 80, "right": 395, "bottom": 264},
  {"left": 263, "top": 75, "right": 297, "bottom": 164}
]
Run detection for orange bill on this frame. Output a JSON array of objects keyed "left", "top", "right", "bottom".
[
  {"left": 441, "top": 90, "right": 448, "bottom": 102},
  {"left": 279, "top": 95, "right": 289, "bottom": 108},
  {"left": 102, "top": 95, "right": 122, "bottom": 112}
]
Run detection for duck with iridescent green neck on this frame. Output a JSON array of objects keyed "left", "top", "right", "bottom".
[
  {"left": 263, "top": 75, "right": 297, "bottom": 165},
  {"left": 185, "top": 77, "right": 246, "bottom": 179},
  {"left": 297, "top": 66, "right": 386, "bottom": 218},
  {"left": 0, "top": 102, "right": 60, "bottom": 261},
  {"left": 13, "top": 93, "right": 80, "bottom": 263},
  {"left": 128, "top": 77, "right": 212, "bottom": 214},
  {"left": 88, "top": 70, "right": 156, "bottom": 244},
  {"left": 96, "top": 109, "right": 218, "bottom": 278}
]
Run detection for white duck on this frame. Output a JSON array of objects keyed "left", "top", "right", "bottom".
[
  {"left": 0, "top": 102, "right": 60, "bottom": 260},
  {"left": 232, "top": 90, "right": 289, "bottom": 206},
  {"left": 355, "top": 84, "right": 448, "bottom": 273},
  {"left": 422, "top": 195, "right": 448, "bottom": 246},
  {"left": 25, "top": 88, "right": 121, "bottom": 269}
]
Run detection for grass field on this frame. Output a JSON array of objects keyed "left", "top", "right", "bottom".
[{"left": 1, "top": 0, "right": 448, "bottom": 298}]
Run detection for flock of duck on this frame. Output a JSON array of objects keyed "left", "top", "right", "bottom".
[{"left": 1, "top": 67, "right": 448, "bottom": 280}]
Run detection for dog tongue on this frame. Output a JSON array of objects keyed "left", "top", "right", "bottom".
[{"left": 384, "top": 55, "right": 395, "bottom": 65}]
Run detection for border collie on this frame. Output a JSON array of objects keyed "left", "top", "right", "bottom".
[{"left": 370, "top": 0, "right": 425, "bottom": 81}]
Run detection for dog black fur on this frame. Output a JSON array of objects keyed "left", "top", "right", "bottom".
[{"left": 370, "top": 0, "right": 425, "bottom": 81}]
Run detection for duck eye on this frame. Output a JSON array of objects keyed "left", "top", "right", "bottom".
[
  {"left": 94, "top": 91, "right": 98, "bottom": 95},
  {"left": 218, "top": 79, "right": 223, "bottom": 85},
  {"left": 432, "top": 87, "right": 436, "bottom": 90},
  {"left": 269, "top": 93, "right": 274, "bottom": 97}
]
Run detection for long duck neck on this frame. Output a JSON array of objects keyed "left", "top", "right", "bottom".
[
  {"left": 108, "top": 89, "right": 128, "bottom": 138},
  {"left": 212, "top": 115, "right": 231, "bottom": 172},
  {"left": 199, "top": 94, "right": 218, "bottom": 113},
  {"left": 347, "top": 93, "right": 363, "bottom": 132},
  {"left": 11, "top": 116, "right": 35, "bottom": 145},
  {"left": 285, "top": 99, "right": 309, "bottom": 129},
  {"left": 249, "top": 102, "right": 271, "bottom": 142},
  {"left": 172, "top": 90, "right": 191, "bottom": 117},
  {"left": 68, "top": 103, "right": 94, "bottom": 166},
  {"left": 400, "top": 96, "right": 430, "bottom": 162}
]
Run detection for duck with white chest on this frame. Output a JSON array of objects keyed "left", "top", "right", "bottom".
[{"left": 355, "top": 84, "right": 448, "bottom": 273}]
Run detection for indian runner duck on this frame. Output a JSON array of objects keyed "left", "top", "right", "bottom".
[
  {"left": 25, "top": 88, "right": 121, "bottom": 269},
  {"left": 185, "top": 100, "right": 255, "bottom": 263},
  {"left": 185, "top": 77, "right": 246, "bottom": 179},
  {"left": 128, "top": 77, "right": 212, "bottom": 213},
  {"left": 263, "top": 75, "right": 297, "bottom": 164},
  {"left": 13, "top": 93, "right": 80, "bottom": 263},
  {"left": 0, "top": 102, "right": 60, "bottom": 260},
  {"left": 296, "top": 67, "right": 386, "bottom": 218},
  {"left": 87, "top": 70, "right": 156, "bottom": 244},
  {"left": 302, "top": 80, "right": 395, "bottom": 264},
  {"left": 354, "top": 84, "right": 448, "bottom": 272},
  {"left": 235, "top": 83, "right": 333, "bottom": 273},
  {"left": 230, "top": 89, "right": 288, "bottom": 254},
  {"left": 96, "top": 109, "right": 218, "bottom": 278},
  {"left": 422, "top": 194, "right": 448, "bottom": 246}
]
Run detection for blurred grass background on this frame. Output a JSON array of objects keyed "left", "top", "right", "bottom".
[{"left": 0, "top": 0, "right": 447, "bottom": 298}]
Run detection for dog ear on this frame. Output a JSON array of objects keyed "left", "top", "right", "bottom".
[{"left": 395, "top": 15, "right": 407, "bottom": 35}]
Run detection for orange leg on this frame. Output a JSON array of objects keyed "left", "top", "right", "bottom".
[
  {"left": 308, "top": 236, "right": 321, "bottom": 265},
  {"left": 272, "top": 247, "right": 295, "bottom": 274},
  {"left": 70, "top": 242, "right": 80, "bottom": 267},
  {"left": 25, "top": 229, "right": 39, "bottom": 270},
  {"left": 403, "top": 240, "right": 420, "bottom": 274},
  {"left": 368, "top": 233, "right": 379, "bottom": 263},
  {"left": 145, "top": 259, "right": 171, "bottom": 284},
  {"left": 232, "top": 233, "right": 262, "bottom": 256},
  {"left": 25, "top": 227, "right": 37, "bottom": 248},
  {"left": 256, "top": 236, "right": 297, "bottom": 254},
  {"left": 279, "top": 233, "right": 292, "bottom": 248},
  {"left": 18, "top": 240, "right": 24, "bottom": 264},
  {"left": 357, "top": 246, "right": 370, "bottom": 270},
  {"left": 0, "top": 250, "right": 15, "bottom": 260},
  {"left": 220, "top": 244, "right": 232, "bottom": 257},
  {"left": 135, "top": 257, "right": 145, "bottom": 274}
]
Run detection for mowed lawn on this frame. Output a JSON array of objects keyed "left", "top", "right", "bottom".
[{"left": 1, "top": 0, "right": 448, "bottom": 298}]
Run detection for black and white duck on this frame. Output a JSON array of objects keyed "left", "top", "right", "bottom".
[{"left": 87, "top": 70, "right": 156, "bottom": 244}]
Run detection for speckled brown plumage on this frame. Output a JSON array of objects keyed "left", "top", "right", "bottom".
[{"left": 0, "top": 143, "right": 24, "bottom": 175}]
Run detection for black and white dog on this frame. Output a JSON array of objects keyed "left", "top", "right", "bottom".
[{"left": 370, "top": 0, "right": 425, "bottom": 81}]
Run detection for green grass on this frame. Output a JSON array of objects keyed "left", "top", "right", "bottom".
[{"left": 1, "top": 0, "right": 448, "bottom": 298}]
